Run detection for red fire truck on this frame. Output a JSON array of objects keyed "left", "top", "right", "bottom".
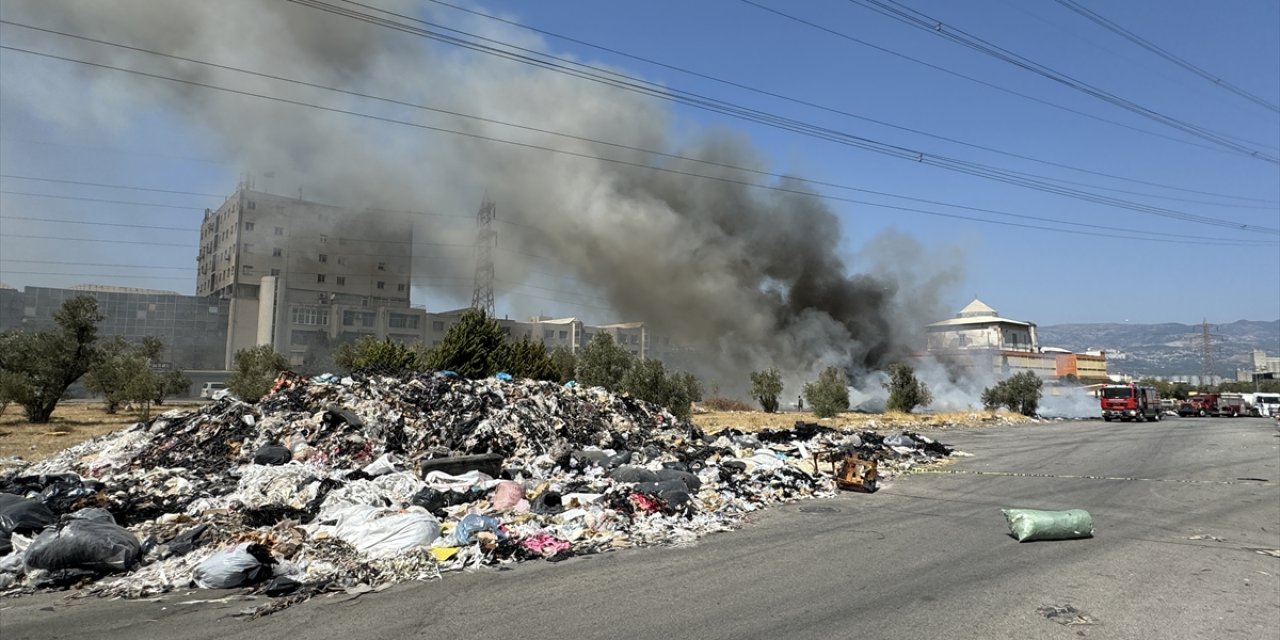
[{"left": 1100, "top": 383, "right": 1161, "bottom": 422}]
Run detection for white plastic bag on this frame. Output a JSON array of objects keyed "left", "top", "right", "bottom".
[
  {"left": 318, "top": 505, "right": 440, "bottom": 558},
  {"left": 193, "top": 542, "right": 275, "bottom": 588}
]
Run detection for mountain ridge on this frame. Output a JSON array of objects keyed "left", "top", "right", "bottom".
[{"left": 1036, "top": 319, "right": 1280, "bottom": 378}]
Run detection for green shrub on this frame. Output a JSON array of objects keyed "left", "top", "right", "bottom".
[
  {"left": 423, "top": 309, "right": 505, "bottom": 379},
  {"left": 335, "top": 336, "right": 425, "bottom": 372},
  {"left": 227, "top": 345, "right": 290, "bottom": 402},
  {"left": 575, "top": 332, "right": 634, "bottom": 391},
  {"left": 750, "top": 368, "right": 784, "bottom": 413},
  {"left": 495, "top": 337, "right": 558, "bottom": 381},
  {"left": 620, "top": 359, "right": 699, "bottom": 420},
  {"left": 883, "top": 363, "right": 932, "bottom": 414},
  {"left": 0, "top": 295, "right": 103, "bottom": 423},
  {"left": 803, "top": 367, "right": 850, "bottom": 418},
  {"left": 982, "top": 371, "right": 1044, "bottom": 416}
]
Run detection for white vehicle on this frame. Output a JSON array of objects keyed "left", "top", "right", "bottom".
[
  {"left": 200, "top": 382, "right": 228, "bottom": 399},
  {"left": 1253, "top": 393, "right": 1280, "bottom": 417}
]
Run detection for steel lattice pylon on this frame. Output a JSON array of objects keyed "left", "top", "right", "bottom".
[{"left": 470, "top": 197, "right": 496, "bottom": 318}]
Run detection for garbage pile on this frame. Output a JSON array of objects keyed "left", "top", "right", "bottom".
[{"left": 0, "top": 371, "right": 957, "bottom": 613}]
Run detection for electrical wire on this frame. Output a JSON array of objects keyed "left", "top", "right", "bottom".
[
  {"left": 2, "top": 43, "right": 1273, "bottom": 238},
  {"left": 392, "top": 0, "right": 1277, "bottom": 206},
  {"left": 843, "top": 0, "right": 1277, "bottom": 161},
  {"left": 1051, "top": 0, "right": 1279, "bottom": 113}
]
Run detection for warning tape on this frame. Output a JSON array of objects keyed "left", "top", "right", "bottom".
[{"left": 907, "top": 468, "right": 1270, "bottom": 486}]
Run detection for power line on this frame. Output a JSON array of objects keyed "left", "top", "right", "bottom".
[
  {"left": 5, "top": 199, "right": 1276, "bottom": 247},
  {"left": 399, "top": 0, "right": 1277, "bottom": 206},
  {"left": 737, "top": 0, "right": 1279, "bottom": 161},
  {"left": 0, "top": 190, "right": 209, "bottom": 211},
  {"left": 0, "top": 173, "right": 225, "bottom": 198},
  {"left": 1052, "top": 0, "right": 1280, "bottom": 113},
  {"left": 4, "top": 42, "right": 1273, "bottom": 238},
  {"left": 842, "top": 0, "right": 1277, "bottom": 161}
]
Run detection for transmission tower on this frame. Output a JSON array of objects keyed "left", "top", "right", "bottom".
[
  {"left": 470, "top": 196, "right": 496, "bottom": 318},
  {"left": 1200, "top": 319, "right": 1216, "bottom": 385}
]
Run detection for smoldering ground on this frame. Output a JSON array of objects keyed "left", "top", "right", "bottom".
[{"left": 1, "top": 0, "right": 962, "bottom": 392}]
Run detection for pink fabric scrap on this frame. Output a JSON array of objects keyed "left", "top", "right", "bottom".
[
  {"left": 521, "top": 533, "right": 572, "bottom": 557},
  {"left": 491, "top": 481, "right": 526, "bottom": 510},
  {"left": 629, "top": 493, "right": 660, "bottom": 513}
]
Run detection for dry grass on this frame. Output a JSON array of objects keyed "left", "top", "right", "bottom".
[
  {"left": 692, "top": 407, "right": 1029, "bottom": 434},
  {"left": 0, "top": 401, "right": 202, "bottom": 462}
]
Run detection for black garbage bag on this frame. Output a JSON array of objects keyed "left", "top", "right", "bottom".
[
  {"left": 252, "top": 445, "right": 292, "bottom": 466},
  {"left": 61, "top": 507, "right": 116, "bottom": 525},
  {"left": 654, "top": 468, "right": 701, "bottom": 491},
  {"left": 0, "top": 494, "right": 56, "bottom": 535},
  {"left": 530, "top": 490, "right": 563, "bottom": 515},
  {"left": 608, "top": 465, "right": 660, "bottom": 484},
  {"left": 193, "top": 542, "right": 275, "bottom": 589},
  {"left": 164, "top": 523, "right": 212, "bottom": 558},
  {"left": 262, "top": 575, "right": 302, "bottom": 597},
  {"left": 24, "top": 519, "right": 142, "bottom": 573},
  {"left": 0, "top": 534, "right": 11, "bottom": 556}
]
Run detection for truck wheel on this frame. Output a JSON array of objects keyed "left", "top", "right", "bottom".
[
  {"left": 1198, "top": 409, "right": 1206, "bottom": 417},
  {"left": 1103, "top": 416, "right": 1112, "bottom": 422},
  {"left": 1152, "top": 412, "right": 1161, "bottom": 422}
]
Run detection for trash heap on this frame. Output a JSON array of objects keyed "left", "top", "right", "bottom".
[{"left": 0, "top": 371, "right": 956, "bottom": 614}]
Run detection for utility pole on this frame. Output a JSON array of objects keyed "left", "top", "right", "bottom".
[
  {"left": 471, "top": 196, "right": 496, "bottom": 318},
  {"left": 1200, "top": 319, "right": 1216, "bottom": 387}
]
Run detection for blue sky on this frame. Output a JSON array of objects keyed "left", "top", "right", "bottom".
[{"left": 1, "top": 0, "right": 1277, "bottom": 327}]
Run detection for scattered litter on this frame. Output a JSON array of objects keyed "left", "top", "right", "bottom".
[
  {"left": 1003, "top": 508, "right": 1094, "bottom": 542},
  {"left": 1188, "top": 534, "right": 1225, "bottom": 542},
  {"left": 0, "top": 371, "right": 957, "bottom": 613},
  {"left": 1037, "top": 604, "right": 1097, "bottom": 626},
  {"left": 1256, "top": 549, "right": 1280, "bottom": 558}
]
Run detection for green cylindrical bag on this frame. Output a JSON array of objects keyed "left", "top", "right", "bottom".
[{"left": 1002, "top": 508, "right": 1094, "bottom": 542}]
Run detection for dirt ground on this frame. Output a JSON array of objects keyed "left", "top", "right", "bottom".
[
  {"left": 691, "top": 408, "right": 1030, "bottom": 434},
  {"left": 0, "top": 401, "right": 203, "bottom": 462}
]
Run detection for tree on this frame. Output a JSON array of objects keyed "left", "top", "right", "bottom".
[
  {"left": 575, "top": 332, "right": 634, "bottom": 391},
  {"left": 154, "top": 370, "right": 192, "bottom": 405},
  {"left": 0, "top": 295, "right": 103, "bottom": 423},
  {"left": 494, "top": 337, "right": 558, "bottom": 381},
  {"left": 981, "top": 371, "right": 1044, "bottom": 416},
  {"left": 621, "top": 358, "right": 698, "bottom": 420},
  {"left": 883, "top": 363, "right": 932, "bottom": 414},
  {"left": 226, "top": 345, "right": 289, "bottom": 401},
  {"left": 85, "top": 337, "right": 147, "bottom": 414},
  {"left": 335, "top": 336, "right": 425, "bottom": 372},
  {"left": 750, "top": 368, "right": 784, "bottom": 413},
  {"left": 424, "top": 309, "right": 506, "bottom": 379},
  {"left": 803, "top": 367, "right": 850, "bottom": 418},
  {"left": 548, "top": 346, "right": 577, "bottom": 383}
]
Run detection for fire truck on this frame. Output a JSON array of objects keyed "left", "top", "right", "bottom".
[
  {"left": 1177, "top": 394, "right": 1219, "bottom": 417},
  {"left": 1100, "top": 383, "right": 1161, "bottom": 422}
]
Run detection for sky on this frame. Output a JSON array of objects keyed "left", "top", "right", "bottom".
[{"left": 1, "top": 0, "right": 1277, "bottom": 329}]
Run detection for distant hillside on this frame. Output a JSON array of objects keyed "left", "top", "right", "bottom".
[{"left": 1037, "top": 320, "right": 1280, "bottom": 377}]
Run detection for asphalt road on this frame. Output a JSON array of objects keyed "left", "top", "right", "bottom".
[{"left": 3, "top": 417, "right": 1278, "bottom": 640}]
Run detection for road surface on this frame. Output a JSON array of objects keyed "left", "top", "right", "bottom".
[{"left": 3, "top": 417, "right": 1277, "bottom": 639}]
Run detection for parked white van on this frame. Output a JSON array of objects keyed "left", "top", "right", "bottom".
[{"left": 200, "top": 382, "right": 228, "bottom": 399}]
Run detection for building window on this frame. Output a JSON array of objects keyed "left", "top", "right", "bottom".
[
  {"left": 244, "top": 222, "right": 255, "bottom": 231},
  {"left": 291, "top": 305, "right": 328, "bottom": 326},
  {"left": 337, "top": 257, "right": 347, "bottom": 266},
  {"left": 317, "top": 274, "right": 326, "bottom": 283},
  {"left": 242, "top": 265, "right": 254, "bottom": 275},
  {"left": 389, "top": 314, "right": 418, "bottom": 329},
  {"left": 502, "top": 326, "right": 511, "bottom": 335},
  {"left": 544, "top": 330, "right": 554, "bottom": 339},
  {"left": 272, "top": 247, "right": 282, "bottom": 257},
  {"left": 136, "top": 310, "right": 147, "bottom": 320},
  {"left": 377, "top": 261, "right": 386, "bottom": 271},
  {"left": 397, "top": 283, "right": 406, "bottom": 292},
  {"left": 209, "top": 306, "right": 219, "bottom": 314},
  {"left": 376, "top": 281, "right": 385, "bottom": 290},
  {"left": 319, "top": 253, "right": 328, "bottom": 263},
  {"left": 558, "top": 330, "right": 567, "bottom": 340},
  {"left": 274, "top": 226, "right": 284, "bottom": 236},
  {"left": 319, "top": 234, "right": 328, "bottom": 243},
  {"left": 270, "top": 269, "right": 281, "bottom": 276},
  {"left": 247, "top": 200, "right": 256, "bottom": 210},
  {"left": 432, "top": 321, "right": 444, "bottom": 332},
  {"left": 336, "top": 276, "right": 346, "bottom": 286},
  {"left": 243, "top": 243, "right": 254, "bottom": 253}
]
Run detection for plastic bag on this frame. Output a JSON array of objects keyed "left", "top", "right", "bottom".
[
  {"left": 1002, "top": 508, "right": 1094, "bottom": 542},
  {"left": 494, "top": 372, "right": 514, "bottom": 381},
  {"left": 252, "top": 445, "right": 292, "bottom": 466},
  {"left": 193, "top": 542, "right": 275, "bottom": 588},
  {"left": 24, "top": 520, "right": 142, "bottom": 573},
  {"left": 62, "top": 508, "right": 116, "bottom": 525},
  {"left": 319, "top": 506, "right": 440, "bottom": 558},
  {"left": 0, "top": 494, "right": 56, "bottom": 535},
  {"left": 452, "top": 513, "right": 504, "bottom": 546}
]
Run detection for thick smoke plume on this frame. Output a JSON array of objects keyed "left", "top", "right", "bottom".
[{"left": 1, "top": 0, "right": 962, "bottom": 392}]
